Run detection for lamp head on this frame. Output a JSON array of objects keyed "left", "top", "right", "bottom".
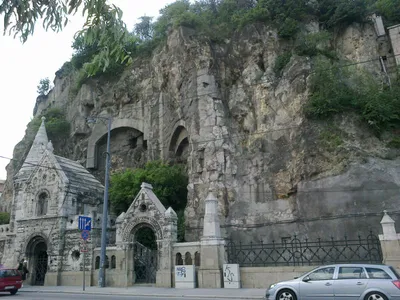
[{"left": 86, "top": 117, "right": 97, "bottom": 124}]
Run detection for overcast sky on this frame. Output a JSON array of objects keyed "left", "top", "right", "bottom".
[{"left": 0, "top": 0, "right": 174, "bottom": 180}]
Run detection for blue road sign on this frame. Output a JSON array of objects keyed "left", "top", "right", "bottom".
[
  {"left": 81, "top": 230, "right": 90, "bottom": 241},
  {"left": 78, "top": 216, "right": 92, "bottom": 231}
]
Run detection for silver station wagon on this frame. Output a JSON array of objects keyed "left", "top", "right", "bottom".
[{"left": 266, "top": 264, "right": 400, "bottom": 300}]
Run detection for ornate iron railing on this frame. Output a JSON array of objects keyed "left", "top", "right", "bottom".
[{"left": 225, "top": 231, "right": 382, "bottom": 267}]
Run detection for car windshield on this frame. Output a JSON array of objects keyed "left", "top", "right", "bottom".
[
  {"left": 298, "top": 266, "right": 320, "bottom": 277},
  {"left": 0, "top": 270, "right": 17, "bottom": 278}
]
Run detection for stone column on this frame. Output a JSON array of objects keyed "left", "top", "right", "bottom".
[
  {"left": 379, "top": 210, "right": 400, "bottom": 270},
  {"left": 198, "top": 190, "right": 226, "bottom": 288},
  {"left": 156, "top": 207, "right": 177, "bottom": 287}
]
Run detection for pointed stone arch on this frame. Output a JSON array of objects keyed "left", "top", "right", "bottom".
[
  {"left": 122, "top": 216, "right": 163, "bottom": 243},
  {"left": 169, "top": 124, "right": 190, "bottom": 164},
  {"left": 25, "top": 233, "right": 50, "bottom": 286},
  {"left": 35, "top": 189, "right": 50, "bottom": 216},
  {"left": 86, "top": 118, "right": 149, "bottom": 169},
  {"left": 24, "top": 232, "right": 51, "bottom": 256}
]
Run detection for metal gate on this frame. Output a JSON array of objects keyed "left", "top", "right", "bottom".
[
  {"left": 134, "top": 242, "right": 157, "bottom": 283},
  {"left": 34, "top": 250, "right": 48, "bottom": 286}
]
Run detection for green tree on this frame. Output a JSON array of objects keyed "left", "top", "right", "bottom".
[
  {"left": 1, "top": 0, "right": 131, "bottom": 76},
  {"left": 316, "top": 0, "right": 369, "bottom": 29},
  {"left": 37, "top": 78, "right": 51, "bottom": 96},
  {"left": 153, "top": 0, "right": 194, "bottom": 39},
  {"left": 109, "top": 161, "right": 188, "bottom": 241},
  {"left": 109, "top": 161, "right": 188, "bottom": 214},
  {"left": 73, "top": 3, "right": 132, "bottom": 77},
  {"left": 134, "top": 16, "right": 154, "bottom": 40},
  {"left": 375, "top": 0, "right": 400, "bottom": 26}
]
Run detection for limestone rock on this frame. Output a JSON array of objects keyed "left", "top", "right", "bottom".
[{"left": 2, "top": 22, "right": 399, "bottom": 244}]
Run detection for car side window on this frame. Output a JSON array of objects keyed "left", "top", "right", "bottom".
[
  {"left": 308, "top": 267, "right": 335, "bottom": 281},
  {"left": 366, "top": 268, "right": 392, "bottom": 279},
  {"left": 338, "top": 267, "right": 367, "bottom": 279}
]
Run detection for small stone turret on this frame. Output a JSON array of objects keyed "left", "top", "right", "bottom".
[{"left": 15, "top": 117, "right": 48, "bottom": 182}]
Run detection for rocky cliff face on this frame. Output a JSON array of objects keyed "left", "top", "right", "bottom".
[{"left": 4, "top": 22, "right": 400, "bottom": 243}]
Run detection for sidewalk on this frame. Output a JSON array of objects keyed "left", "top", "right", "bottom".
[{"left": 20, "top": 285, "right": 266, "bottom": 299}]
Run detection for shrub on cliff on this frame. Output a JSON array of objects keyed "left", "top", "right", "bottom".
[
  {"left": 109, "top": 161, "right": 188, "bottom": 241},
  {"left": 0, "top": 212, "right": 10, "bottom": 225},
  {"left": 305, "top": 58, "right": 400, "bottom": 134},
  {"left": 28, "top": 108, "right": 71, "bottom": 143},
  {"left": 37, "top": 78, "right": 51, "bottom": 96},
  {"left": 374, "top": 0, "right": 400, "bottom": 26}
]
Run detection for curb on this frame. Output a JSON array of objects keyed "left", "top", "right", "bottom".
[{"left": 20, "top": 289, "right": 264, "bottom": 299}]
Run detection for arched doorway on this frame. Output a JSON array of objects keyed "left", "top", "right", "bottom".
[
  {"left": 26, "top": 236, "right": 48, "bottom": 286},
  {"left": 133, "top": 226, "right": 157, "bottom": 284}
]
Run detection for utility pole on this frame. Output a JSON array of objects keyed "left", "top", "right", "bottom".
[{"left": 87, "top": 115, "right": 112, "bottom": 288}]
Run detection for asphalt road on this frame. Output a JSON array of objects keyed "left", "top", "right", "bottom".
[{"left": 0, "top": 292, "right": 222, "bottom": 300}]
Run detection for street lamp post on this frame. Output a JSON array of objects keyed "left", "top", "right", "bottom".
[{"left": 87, "top": 115, "right": 112, "bottom": 288}]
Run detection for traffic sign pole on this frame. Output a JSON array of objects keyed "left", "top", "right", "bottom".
[
  {"left": 83, "top": 251, "right": 86, "bottom": 291},
  {"left": 78, "top": 216, "right": 91, "bottom": 292}
]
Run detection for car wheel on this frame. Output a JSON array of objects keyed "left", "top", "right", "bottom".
[
  {"left": 365, "top": 291, "right": 388, "bottom": 300},
  {"left": 277, "top": 289, "right": 297, "bottom": 300},
  {"left": 9, "top": 289, "right": 18, "bottom": 295}
]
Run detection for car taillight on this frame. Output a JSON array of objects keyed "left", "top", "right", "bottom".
[{"left": 392, "top": 280, "right": 400, "bottom": 289}]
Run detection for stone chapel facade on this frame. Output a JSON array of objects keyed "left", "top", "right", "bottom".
[
  {"left": 0, "top": 118, "right": 226, "bottom": 288},
  {"left": 0, "top": 117, "right": 105, "bottom": 285}
]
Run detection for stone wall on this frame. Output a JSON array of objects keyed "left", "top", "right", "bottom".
[
  {"left": 172, "top": 242, "right": 201, "bottom": 266},
  {"left": 92, "top": 247, "right": 127, "bottom": 287},
  {"left": 240, "top": 266, "right": 312, "bottom": 289}
]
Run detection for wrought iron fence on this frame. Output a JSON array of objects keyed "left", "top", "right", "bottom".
[{"left": 225, "top": 231, "right": 382, "bottom": 267}]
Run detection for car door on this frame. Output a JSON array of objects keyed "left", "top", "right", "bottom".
[
  {"left": 365, "top": 267, "right": 396, "bottom": 298},
  {"left": 334, "top": 266, "right": 368, "bottom": 299},
  {"left": 299, "top": 266, "right": 335, "bottom": 300}
]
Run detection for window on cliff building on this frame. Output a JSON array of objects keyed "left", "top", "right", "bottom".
[
  {"left": 105, "top": 255, "right": 110, "bottom": 268},
  {"left": 95, "top": 256, "right": 100, "bottom": 269},
  {"left": 111, "top": 255, "right": 116, "bottom": 269},
  {"left": 185, "top": 252, "right": 192, "bottom": 265},
  {"left": 37, "top": 192, "right": 48, "bottom": 216},
  {"left": 76, "top": 201, "right": 84, "bottom": 215},
  {"left": 175, "top": 253, "right": 183, "bottom": 266},
  {"left": 195, "top": 252, "right": 200, "bottom": 267}
]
